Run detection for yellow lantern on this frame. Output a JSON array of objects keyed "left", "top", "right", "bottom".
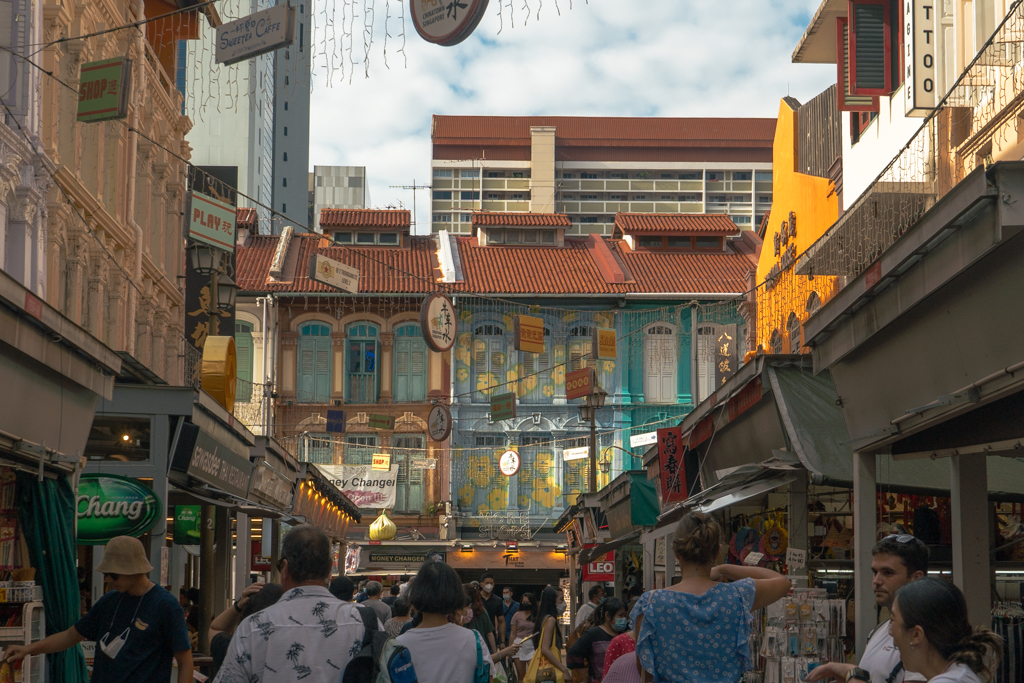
[{"left": 369, "top": 509, "right": 397, "bottom": 541}]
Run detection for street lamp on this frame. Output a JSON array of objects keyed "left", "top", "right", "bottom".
[
  {"left": 216, "top": 274, "right": 238, "bottom": 311},
  {"left": 579, "top": 385, "right": 608, "bottom": 494},
  {"left": 188, "top": 242, "right": 221, "bottom": 275}
]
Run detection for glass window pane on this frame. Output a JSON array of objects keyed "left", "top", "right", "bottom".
[
  {"left": 349, "top": 344, "right": 363, "bottom": 372},
  {"left": 357, "top": 233, "right": 375, "bottom": 244}
]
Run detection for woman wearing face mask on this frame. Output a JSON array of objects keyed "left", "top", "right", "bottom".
[
  {"left": 510, "top": 592, "right": 538, "bottom": 680},
  {"left": 889, "top": 577, "right": 1002, "bottom": 683},
  {"left": 601, "top": 611, "right": 638, "bottom": 680},
  {"left": 462, "top": 583, "right": 498, "bottom": 653},
  {"left": 567, "top": 598, "right": 628, "bottom": 683}
]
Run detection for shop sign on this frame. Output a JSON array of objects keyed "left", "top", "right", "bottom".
[
  {"left": 905, "top": 0, "right": 937, "bottom": 116},
  {"left": 77, "top": 57, "right": 131, "bottom": 122},
  {"left": 369, "top": 414, "right": 395, "bottom": 431},
  {"left": 326, "top": 409, "right": 346, "bottom": 434},
  {"left": 371, "top": 453, "right": 391, "bottom": 471},
  {"left": 630, "top": 431, "right": 658, "bottom": 448},
  {"left": 514, "top": 315, "right": 545, "bottom": 353},
  {"left": 411, "top": 458, "right": 437, "bottom": 470},
  {"left": 593, "top": 328, "right": 617, "bottom": 359},
  {"left": 498, "top": 450, "right": 521, "bottom": 477},
  {"left": 490, "top": 392, "right": 516, "bottom": 421},
  {"left": 186, "top": 430, "right": 255, "bottom": 499},
  {"left": 251, "top": 539, "right": 271, "bottom": 571},
  {"left": 368, "top": 551, "right": 446, "bottom": 564},
  {"left": 216, "top": 3, "right": 294, "bottom": 66},
  {"left": 766, "top": 211, "right": 797, "bottom": 291},
  {"left": 427, "top": 404, "right": 452, "bottom": 442},
  {"left": 448, "top": 549, "right": 567, "bottom": 570},
  {"left": 308, "top": 253, "right": 360, "bottom": 293},
  {"left": 657, "top": 426, "right": 687, "bottom": 505},
  {"left": 565, "top": 368, "right": 594, "bottom": 400},
  {"left": 654, "top": 536, "right": 666, "bottom": 567},
  {"left": 420, "top": 293, "right": 457, "bottom": 352},
  {"left": 250, "top": 462, "right": 295, "bottom": 510},
  {"left": 172, "top": 505, "right": 202, "bottom": 545},
  {"left": 786, "top": 547, "right": 806, "bottom": 569},
  {"left": 410, "top": 0, "right": 489, "bottom": 47},
  {"left": 76, "top": 474, "right": 161, "bottom": 545},
  {"left": 318, "top": 464, "right": 399, "bottom": 509},
  {"left": 187, "top": 191, "right": 237, "bottom": 252},
  {"left": 714, "top": 324, "right": 737, "bottom": 388},
  {"left": 582, "top": 546, "right": 615, "bottom": 581},
  {"left": 562, "top": 446, "right": 589, "bottom": 462}
]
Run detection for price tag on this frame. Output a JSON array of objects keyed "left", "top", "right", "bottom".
[
  {"left": 786, "top": 547, "right": 807, "bottom": 569},
  {"left": 743, "top": 551, "right": 765, "bottom": 566}
]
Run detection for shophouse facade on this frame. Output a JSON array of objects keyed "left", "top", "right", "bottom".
[{"left": 430, "top": 116, "right": 776, "bottom": 236}]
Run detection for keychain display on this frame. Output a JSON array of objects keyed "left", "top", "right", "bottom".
[{"left": 754, "top": 589, "right": 846, "bottom": 683}]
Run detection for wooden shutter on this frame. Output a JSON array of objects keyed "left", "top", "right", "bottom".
[
  {"left": 410, "top": 343, "right": 426, "bottom": 400},
  {"left": 235, "top": 330, "right": 253, "bottom": 402},
  {"left": 314, "top": 337, "right": 331, "bottom": 403},
  {"left": 836, "top": 17, "right": 879, "bottom": 112},
  {"left": 849, "top": 0, "right": 890, "bottom": 96},
  {"left": 395, "top": 339, "right": 410, "bottom": 402},
  {"left": 298, "top": 336, "right": 315, "bottom": 402}
]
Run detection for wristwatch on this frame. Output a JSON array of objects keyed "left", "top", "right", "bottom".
[
  {"left": 233, "top": 598, "right": 244, "bottom": 613},
  {"left": 845, "top": 668, "right": 871, "bottom": 682}
]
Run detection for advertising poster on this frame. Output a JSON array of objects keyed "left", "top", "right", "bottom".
[{"left": 318, "top": 464, "right": 399, "bottom": 509}]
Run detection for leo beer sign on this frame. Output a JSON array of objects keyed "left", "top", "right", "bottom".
[
  {"left": 582, "top": 545, "right": 615, "bottom": 581},
  {"left": 564, "top": 367, "right": 594, "bottom": 400}
]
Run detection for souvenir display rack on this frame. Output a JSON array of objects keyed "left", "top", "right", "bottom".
[{"left": 744, "top": 589, "right": 846, "bottom": 683}]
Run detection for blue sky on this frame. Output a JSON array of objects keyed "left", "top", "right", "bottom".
[{"left": 307, "top": 0, "right": 836, "bottom": 231}]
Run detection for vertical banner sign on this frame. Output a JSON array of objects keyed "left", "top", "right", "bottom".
[
  {"left": 657, "top": 426, "right": 687, "bottom": 504},
  {"left": 564, "top": 368, "right": 594, "bottom": 400},
  {"left": 514, "top": 315, "right": 545, "bottom": 353},
  {"left": 593, "top": 328, "right": 617, "bottom": 360},
  {"left": 77, "top": 58, "right": 132, "bottom": 122},
  {"left": 714, "top": 324, "right": 737, "bottom": 388},
  {"left": 905, "top": 0, "right": 937, "bottom": 116},
  {"left": 582, "top": 546, "right": 616, "bottom": 581}
]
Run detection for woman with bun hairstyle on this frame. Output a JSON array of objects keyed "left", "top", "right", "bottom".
[
  {"left": 890, "top": 577, "right": 1002, "bottom": 682},
  {"left": 631, "top": 511, "right": 791, "bottom": 682}
]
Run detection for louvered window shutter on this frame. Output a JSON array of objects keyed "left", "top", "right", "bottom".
[
  {"left": 298, "top": 337, "right": 315, "bottom": 403},
  {"left": 410, "top": 345, "right": 426, "bottom": 400},
  {"left": 235, "top": 332, "right": 253, "bottom": 402},
  {"left": 836, "top": 16, "right": 880, "bottom": 112},
  {"left": 849, "top": 0, "right": 890, "bottom": 95},
  {"left": 395, "top": 339, "right": 409, "bottom": 402},
  {"left": 314, "top": 338, "right": 331, "bottom": 403}
]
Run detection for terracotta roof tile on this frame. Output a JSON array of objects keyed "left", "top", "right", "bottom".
[
  {"left": 236, "top": 234, "right": 439, "bottom": 294},
  {"left": 614, "top": 213, "right": 741, "bottom": 235},
  {"left": 320, "top": 208, "right": 411, "bottom": 229},
  {"left": 472, "top": 212, "right": 572, "bottom": 227},
  {"left": 236, "top": 208, "right": 257, "bottom": 230}
]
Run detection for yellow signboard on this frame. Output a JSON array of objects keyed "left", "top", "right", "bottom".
[
  {"left": 371, "top": 453, "right": 391, "bottom": 471},
  {"left": 514, "top": 315, "right": 545, "bottom": 353},
  {"left": 593, "top": 328, "right": 617, "bottom": 359}
]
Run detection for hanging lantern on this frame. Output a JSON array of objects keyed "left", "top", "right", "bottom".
[{"left": 369, "top": 509, "right": 397, "bottom": 541}]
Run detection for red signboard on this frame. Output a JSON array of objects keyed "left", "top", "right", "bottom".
[
  {"left": 565, "top": 367, "right": 594, "bottom": 400},
  {"left": 251, "top": 540, "right": 271, "bottom": 571},
  {"left": 582, "top": 545, "right": 615, "bottom": 581},
  {"left": 658, "top": 426, "right": 688, "bottom": 504}
]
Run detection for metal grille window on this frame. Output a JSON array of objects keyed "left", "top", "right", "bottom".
[
  {"left": 392, "top": 434, "right": 425, "bottom": 513},
  {"left": 806, "top": 292, "right": 822, "bottom": 315},
  {"left": 788, "top": 313, "right": 802, "bottom": 353},
  {"left": 298, "top": 323, "right": 332, "bottom": 404},
  {"left": 475, "top": 434, "right": 506, "bottom": 447},
  {"left": 474, "top": 324, "right": 506, "bottom": 400},
  {"left": 770, "top": 330, "right": 783, "bottom": 355},
  {"left": 346, "top": 323, "right": 378, "bottom": 403},
  {"left": 300, "top": 433, "right": 334, "bottom": 464},
  {"left": 343, "top": 434, "right": 378, "bottom": 465},
  {"left": 520, "top": 328, "right": 552, "bottom": 404}
]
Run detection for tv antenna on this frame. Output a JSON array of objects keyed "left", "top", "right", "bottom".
[{"left": 389, "top": 180, "right": 432, "bottom": 233}]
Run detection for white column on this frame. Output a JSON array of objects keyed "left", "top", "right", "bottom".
[
  {"left": 853, "top": 451, "right": 876, "bottom": 657},
  {"left": 951, "top": 453, "right": 990, "bottom": 627}
]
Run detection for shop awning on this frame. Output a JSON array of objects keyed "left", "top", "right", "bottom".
[{"left": 578, "top": 530, "right": 643, "bottom": 565}]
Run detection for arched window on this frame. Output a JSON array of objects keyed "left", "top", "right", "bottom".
[
  {"left": 393, "top": 323, "right": 427, "bottom": 402},
  {"left": 347, "top": 323, "right": 379, "bottom": 403},
  {"left": 297, "top": 322, "right": 332, "bottom": 404},
  {"left": 520, "top": 327, "right": 552, "bottom": 404},
  {"left": 806, "top": 291, "right": 822, "bottom": 315},
  {"left": 643, "top": 323, "right": 677, "bottom": 404},
  {"left": 787, "top": 312, "right": 801, "bottom": 353},
  {"left": 235, "top": 321, "right": 254, "bottom": 402},
  {"left": 769, "top": 329, "right": 783, "bottom": 355},
  {"left": 473, "top": 323, "right": 506, "bottom": 399},
  {"left": 696, "top": 325, "right": 720, "bottom": 402}
]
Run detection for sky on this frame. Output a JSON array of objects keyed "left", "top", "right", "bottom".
[{"left": 307, "top": 0, "right": 837, "bottom": 232}]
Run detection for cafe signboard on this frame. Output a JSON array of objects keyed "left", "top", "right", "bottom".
[
  {"left": 77, "top": 474, "right": 161, "bottom": 544},
  {"left": 216, "top": 3, "right": 295, "bottom": 65}
]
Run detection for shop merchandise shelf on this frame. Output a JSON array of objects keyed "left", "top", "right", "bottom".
[{"left": 0, "top": 602, "right": 45, "bottom": 643}]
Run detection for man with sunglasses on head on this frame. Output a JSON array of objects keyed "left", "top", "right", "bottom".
[
  {"left": 4, "top": 535, "right": 192, "bottom": 683},
  {"left": 806, "top": 534, "right": 929, "bottom": 683}
]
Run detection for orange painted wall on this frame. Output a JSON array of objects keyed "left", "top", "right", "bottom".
[{"left": 755, "top": 99, "right": 840, "bottom": 352}]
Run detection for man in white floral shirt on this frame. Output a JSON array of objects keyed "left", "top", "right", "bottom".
[{"left": 214, "top": 525, "right": 367, "bottom": 683}]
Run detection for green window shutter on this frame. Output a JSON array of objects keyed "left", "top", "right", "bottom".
[
  {"left": 410, "top": 343, "right": 426, "bottom": 400},
  {"left": 394, "top": 338, "right": 410, "bottom": 402},
  {"left": 314, "top": 337, "right": 331, "bottom": 403},
  {"left": 235, "top": 331, "right": 254, "bottom": 402},
  {"left": 298, "top": 337, "right": 315, "bottom": 403}
]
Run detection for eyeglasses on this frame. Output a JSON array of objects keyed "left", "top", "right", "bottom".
[
  {"left": 104, "top": 573, "right": 120, "bottom": 581},
  {"left": 883, "top": 534, "right": 915, "bottom": 543}
]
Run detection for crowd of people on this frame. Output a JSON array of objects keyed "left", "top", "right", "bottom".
[{"left": 1, "top": 513, "right": 1006, "bottom": 683}]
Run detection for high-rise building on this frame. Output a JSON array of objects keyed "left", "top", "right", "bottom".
[
  {"left": 430, "top": 116, "right": 775, "bottom": 235},
  {"left": 309, "top": 166, "right": 369, "bottom": 232},
  {"left": 272, "top": 0, "right": 311, "bottom": 232},
  {"left": 185, "top": 0, "right": 275, "bottom": 232}
]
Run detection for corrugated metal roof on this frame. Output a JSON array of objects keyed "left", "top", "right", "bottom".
[
  {"left": 472, "top": 212, "right": 572, "bottom": 227},
  {"left": 320, "top": 208, "right": 411, "bottom": 229},
  {"left": 614, "top": 213, "right": 741, "bottom": 235}
]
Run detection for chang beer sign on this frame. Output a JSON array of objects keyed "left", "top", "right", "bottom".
[{"left": 76, "top": 474, "right": 161, "bottom": 545}]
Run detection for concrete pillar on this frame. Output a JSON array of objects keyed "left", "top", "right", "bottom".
[
  {"left": 788, "top": 470, "right": 809, "bottom": 584},
  {"left": 235, "top": 512, "right": 250, "bottom": 595},
  {"left": 199, "top": 504, "right": 216, "bottom": 654},
  {"left": 215, "top": 506, "right": 231, "bottom": 615},
  {"left": 951, "top": 453, "right": 990, "bottom": 627},
  {"left": 853, "top": 451, "right": 877, "bottom": 657}
]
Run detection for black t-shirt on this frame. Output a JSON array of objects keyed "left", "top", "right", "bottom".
[
  {"left": 482, "top": 593, "right": 503, "bottom": 630},
  {"left": 210, "top": 631, "right": 232, "bottom": 669},
  {"left": 75, "top": 585, "right": 191, "bottom": 683}
]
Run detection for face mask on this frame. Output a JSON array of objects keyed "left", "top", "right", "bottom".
[
  {"left": 520, "top": 602, "right": 531, "bottom": 610},
  {"left": 504, "top": 594, "right": 512, "bottom": 602},
  {"left": 482, "top": 583, "right": 494, "bottom": 593},
  {"left": 462, "top": 608, "right": 473, "bottom": 624},
  {"left": 597, "top": 597, "right": 606, "bottom": 605},
  {"left": 613, "top": 617, "right": 628, "bottom": 633},
  {"left": 99, "top": 628, "right": 130, "bottom": 659},
  {"left": 556, "top": 601, "right": 567, "bottom": 615}
]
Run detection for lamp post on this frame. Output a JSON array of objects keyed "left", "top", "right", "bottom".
[
  {"left": 188, "top": 242, "right": 234, "bottom": 332},
  {"left": 579, "top": 385, "right": 608, "bottom": 493}
]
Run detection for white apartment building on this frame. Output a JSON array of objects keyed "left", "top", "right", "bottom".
[
  {"left": 308, "top": 166, "right": 369, "bottom": 232},
  {"left": 430, "top": 116, "right": 776, "bottom": 235}
]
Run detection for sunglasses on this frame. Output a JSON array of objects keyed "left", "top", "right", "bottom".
[
  {"left": 104, "top": 573, "right": 120, "bottom": 581},
  {"left": 883, "top": 534, "right": 915, "bottom": 543}
]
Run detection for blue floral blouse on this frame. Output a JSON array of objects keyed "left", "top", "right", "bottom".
[{"left": 630, "top": 579, "right": 756, "bottom": 683}]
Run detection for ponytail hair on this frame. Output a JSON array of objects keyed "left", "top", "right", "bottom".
[
  {"left": 895, "top": 578, "right": 1003, "bottom": 682},
  {"left": 672, "top": 511, "right": 721, "bottom": 567}
]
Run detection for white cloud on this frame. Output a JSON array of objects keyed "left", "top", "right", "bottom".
[{"left": 307, "top": 0, "right": 836, "bottom": 231}]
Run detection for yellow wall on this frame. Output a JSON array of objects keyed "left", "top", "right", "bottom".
[{"left": 755, "top": 99, "right": 840, "bottom": 353}]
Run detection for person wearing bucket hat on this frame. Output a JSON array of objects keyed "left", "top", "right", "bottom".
[{"left": 4, "top": 535, "right": 193, "bottom": 683}]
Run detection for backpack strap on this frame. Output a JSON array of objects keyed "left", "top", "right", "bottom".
[
  {"left": 355, "top": 603, "right": 379, "bottom": 648},
  {"left": 866, "top": 619, "right": 889, "bottom": 644}
]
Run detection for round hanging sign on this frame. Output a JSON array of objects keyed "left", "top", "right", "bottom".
[
  {"left": 498, "top": 449, "right": 521, "bottom": 477},
  {"left": 420, "top": 292, "right": 458, "bottom": 353},
  {"left": 76, "top": 474, "right": 162, "bottom": 545},
  {"left": 428, "top": 404, "right": 452, "bottom": 442},
  {"left": 409, "top": 0, "right": 489, "bottom": 47}
]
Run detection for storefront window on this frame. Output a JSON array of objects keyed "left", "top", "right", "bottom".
[{"left": 84, "top": 416, "right": 151, "bottom": 461}]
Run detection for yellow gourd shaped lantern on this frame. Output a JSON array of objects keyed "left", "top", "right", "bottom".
[{"left": 369, "top": 509, "right": 397, "bottom": 541}]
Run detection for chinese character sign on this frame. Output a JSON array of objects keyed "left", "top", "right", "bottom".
[
  {"left": 421, "top": 293, "right": 457, "bottom": 352},
  {"left": 715, "top": 324, "right": 738, "bottom": 388},
  {"left": 657, "top": 426, "right": 688, "bottom": 504}
]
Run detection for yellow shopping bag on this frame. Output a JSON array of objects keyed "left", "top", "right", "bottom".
[{"left": 522, "top": 625, "right": 565, "bottom": 683}]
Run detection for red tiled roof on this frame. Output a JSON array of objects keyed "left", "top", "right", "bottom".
[
  {"left": 236, "top": 234, "right": 439, "bottom": 294},
  {"left": 614, "top": 213, "right": 741, "bottom": 235},
  {"left": 236, "top": 208, "right": 257, "bottom": 230},
  {"left": 320, "top": 208, "right": 411, "bottom": 230},
  {"left": 472, "top": 212, "right": 572, "bottom": 227}
]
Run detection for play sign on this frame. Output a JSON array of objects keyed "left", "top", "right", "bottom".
[
  {"left": 188, "top": 191, "right": 236, "bottom": 251},
  {"left": 582, "top": 545, "right": 615, "bottom": 581}
]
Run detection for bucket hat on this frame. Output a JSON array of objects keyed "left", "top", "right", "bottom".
[{"left": 95, "top": 536, "right": 153, "bottom": 575}]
